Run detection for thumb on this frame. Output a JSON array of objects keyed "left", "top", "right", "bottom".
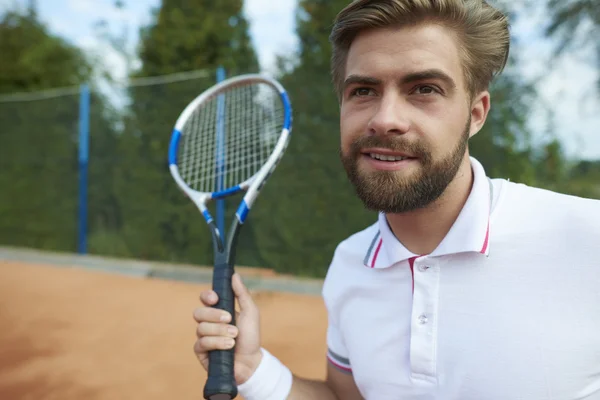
[{"left": 232, "top": 273, "right": 255, "bottom": 312}]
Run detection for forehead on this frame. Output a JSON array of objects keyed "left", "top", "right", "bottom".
[{"left": 345, "top": 23, "right": 464, "bottom": 85}]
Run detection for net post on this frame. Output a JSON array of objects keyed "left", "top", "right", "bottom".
[
  {"left": 78, "top": 83, "right": 90, "bottom": 254},
  {"left": 216, "top": 66, "right": 226, "bottom": 236}
]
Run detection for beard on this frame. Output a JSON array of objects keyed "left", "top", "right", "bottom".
[{"left": 340, "top": 118, "right": 471, "bottom": 214}]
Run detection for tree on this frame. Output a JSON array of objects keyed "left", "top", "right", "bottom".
[
  {"left": 539, "top": 0, "right": 600, "bottom": 197},
  {"left": 0, "top": 9, "right": 91, "bottom": 93},
  {"left": 565, "top": 160, "right": 600, "bottom": 199},
  {"left": 135, "top": 0, "right": 258, "bottom": 77},
  {"left": 0, "top": 6, "right": 119, "bottom": 253},
  {"left": 545, "top": 0, "right": 599, "bottom": 92},
  {"left": 111, "top": 0, "right": 260, "bottom": 264}
]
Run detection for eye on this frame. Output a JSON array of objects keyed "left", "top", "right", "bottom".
[
  {"left": 350, "top": 87, "right": 376, "bottom": 97},
  {"left": 413, "top": 85, "right": 440, "bottom": 95}
]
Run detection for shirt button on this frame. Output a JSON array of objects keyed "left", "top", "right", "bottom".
[
  {"left": 418, "top": 314, "right": 428, "bottom": 325},
  {"left": 418, "top": 265, "right": 429, "bottom": 272}
]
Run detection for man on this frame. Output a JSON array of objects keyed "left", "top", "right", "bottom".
[{"left": 193, "top": 0, "right": 600, "bottom": 399}]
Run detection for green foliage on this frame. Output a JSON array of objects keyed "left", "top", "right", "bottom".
[
  {"left": 1, "top": 1, "right": 599, "bottom": 279},
  {"left": 544, "top": 0, "right": 600, "bottom": 90},
  {"left": 135, "top": 0, "right": 258, "bottom": 76},
  {"left": 0, "top": 10, "right": 91, "bottom": 93},
  {"left": 0, "top": 96, "right": 79, "bottom": 250},
  {"left": 541, "top": 0, "right": 600, "bottom": 191},
  {"left": 110, "top": 0, "right": 261, "bottom": 264},
  {"left": 0, "top": 7, "right": 91, "bottom": 252},
  {"left": 468, "top": 62, "right": 547, "bottom": 186},
  {"left": 545, "top": 0, "right": 599, "bottom": 52}
]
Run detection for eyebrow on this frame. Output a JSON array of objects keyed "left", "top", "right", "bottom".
[
  {"left": 343, "top": 75, "right": 382, "bottom": 89},
  {"left": 402, "top": 69, "right": 456, "bottom": 89},
  {"left": 343, "top": 69, "right": 456, "bottom": 91}
]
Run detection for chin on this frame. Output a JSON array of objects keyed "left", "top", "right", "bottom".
[{"left": 358, "top": 165, "right": 419, "bottom": 180}]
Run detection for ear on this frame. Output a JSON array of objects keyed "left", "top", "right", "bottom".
[{"left": 469, "top": 90, "right": 490, "bottom": 138}]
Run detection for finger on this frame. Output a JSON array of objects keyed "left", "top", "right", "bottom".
[
  {"left": 199, "top": 290, "right": 218, "bottom": 306},
  {"left": 193, "top": 306, "right": 232, "bottom": 324},
  {"left": 232, "top": 273, "right": 255, "bottom": 312},
  {"left": 194, "top": 336, "right": 236, "bottom": 354},
  {"left": 196, "top": 322, "right": 238, "bottom": 339}
]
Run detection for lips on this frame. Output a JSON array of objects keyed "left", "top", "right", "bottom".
[
  {"left": 361, "top": 148, "right": 416, "bottom": 162},
  {"left": 369, "top": 153, "right": 410, "bottom": 161}
]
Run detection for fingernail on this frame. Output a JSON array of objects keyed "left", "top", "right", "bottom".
[
  {"left": 227, "top": 326, "right": 237, "bottom": 336},
  {"left": 220, "top": 314, "right": 230, "bottom": 322},
  {"left": 225, "top": 338, "right": 235, "bottom": 348}
]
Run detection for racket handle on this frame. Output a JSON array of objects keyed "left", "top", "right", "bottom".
[{"left": 204, "top": 263, "right": 237, "bottom": 400}]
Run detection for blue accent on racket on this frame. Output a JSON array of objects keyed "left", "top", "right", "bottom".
[
  {"left": 212, "top": 185, "right": 242, "bottom": 199},
  {"left": 236, "top": 200, "right": 250, "bottom": 224},
  {"left": 168, "top": 129, "right": 181, "bottom": 165}
]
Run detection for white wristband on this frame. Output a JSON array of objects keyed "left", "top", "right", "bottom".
[{"left": 237, "top": 348, "right": 293, "bottom": 400}]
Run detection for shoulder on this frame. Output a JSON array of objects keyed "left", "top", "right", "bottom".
[
  {"left": 499, "top": 179, "right": 600, "bottom": 212},
  {"left": 322, "top": 220, "right": 379, "bottom": 297},
  {"left": 333, "top": 221, "right": 381, "bottom": 265},
  {"left": 493, "top": 179, "right": 600, "bottom": 235},
  {"left": 328, "top": 220, "right": 380, "bottom": 272}
]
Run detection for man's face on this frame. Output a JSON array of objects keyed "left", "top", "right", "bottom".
[{"left": 339, "top": 24, "right": 481, "bottom": 214}]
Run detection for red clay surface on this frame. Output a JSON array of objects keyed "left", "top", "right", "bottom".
[{"left": 0, "top": 260, "right": 328, "bottom": 399}]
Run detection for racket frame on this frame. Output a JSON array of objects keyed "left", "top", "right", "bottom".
[
  {"left": 167, "top": 74, "right": 292, "bottom": 400},
  {"left": 169, "top": 74, "right": 291, "bottom": 225}
]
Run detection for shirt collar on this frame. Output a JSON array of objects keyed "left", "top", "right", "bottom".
[{"left": 363, "top": 157, "right": 492, "bottom": 269}]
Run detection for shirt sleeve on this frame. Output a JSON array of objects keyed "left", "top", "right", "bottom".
[
  {"left": 326, "top": 315, "right": 352, "bottom": 374},
  {"left": 322, "top": 241, "right": 354, "bottom": 375}
]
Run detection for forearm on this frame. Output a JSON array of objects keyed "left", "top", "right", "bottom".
[{"left": 287, "top": 375, "right": 338, "bottom": 400}]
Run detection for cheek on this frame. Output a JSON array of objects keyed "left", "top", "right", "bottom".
[
  {"left": 339, "top": 106, "right": 358, "bottom": 149},
  {"left": 420, "top": 107, "right": 468, "bottom": 151},
  {"left": 340, "top": 104, "right": 370, "bottom": 145}
]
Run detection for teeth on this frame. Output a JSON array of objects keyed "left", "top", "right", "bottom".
[{"left": 370, "top": 153, "right": 408, "bottom": 161}]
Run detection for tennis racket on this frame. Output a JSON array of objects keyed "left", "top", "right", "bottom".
[{"left": 168, "top": 74, "right": 292, "bottom": 400}]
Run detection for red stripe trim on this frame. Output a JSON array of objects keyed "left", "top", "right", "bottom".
[
  {"left": 370, "top": 238, "right": 383, "bottom": 268},
  {"left": 408, "top": 257, "right": 416, "bottom": 294},
  {"left": 327, "top": 354, "right": 352, "bottom": 372},
  {"left": 480, "top": 220, "right": 490, "bottom": 254}
]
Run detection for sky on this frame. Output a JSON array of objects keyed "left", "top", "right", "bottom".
[{"left": 1, "top": 0, "right": 599, "bottom": 160}]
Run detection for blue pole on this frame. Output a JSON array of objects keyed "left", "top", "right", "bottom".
[
  {"left": 78, "top": 83, "right": 90, "bottom": 254},
  {"left": 216, "top": 67, "right": 226, "bottom": 235}
]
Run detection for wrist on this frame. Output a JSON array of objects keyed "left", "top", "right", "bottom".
[
  {"left": 237, "top": 348, "right": 293, "bottom": 400},
  {"left": 237, "top": 350, "right": 264, "bottom": 384}
]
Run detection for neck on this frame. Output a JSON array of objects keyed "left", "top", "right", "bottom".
[{"left": 385, "top": 156, "right": 474, "bottom": 256}]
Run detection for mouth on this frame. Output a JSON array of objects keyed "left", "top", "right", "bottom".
[
  {"left": 361, "top": 148, "right": 417, "bottom": 160},
  {"left": 367, "top": 153, "right": 412, "bottom": 162},
  {"left": 359, "top": 149, "right": 418, "bottom": 171}
]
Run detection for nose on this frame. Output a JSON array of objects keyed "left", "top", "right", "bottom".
[{"left": 367, "top": 93, "right": 410, "bottom": 136}]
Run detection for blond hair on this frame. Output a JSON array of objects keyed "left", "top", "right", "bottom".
[{"left": 330, "top": 0, "right": 510, "bottom": 99}]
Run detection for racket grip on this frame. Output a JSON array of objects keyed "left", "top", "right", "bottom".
[{"left": 204, "top": 264, "right": 237, "bottom": 400}]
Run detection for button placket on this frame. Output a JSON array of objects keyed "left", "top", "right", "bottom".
[{"left": 410, "top": 257, "right": 440, "bottom": 380}]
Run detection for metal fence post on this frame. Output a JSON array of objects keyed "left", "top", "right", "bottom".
[{"left": 78, "top": 83, "right": 90, "bottom": 254}]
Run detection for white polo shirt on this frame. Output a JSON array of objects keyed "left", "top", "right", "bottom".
[{"left": 323, "top": 157, "right": 600, "bottom": 400}]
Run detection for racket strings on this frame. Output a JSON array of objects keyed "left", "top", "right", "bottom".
[{"left": 178, "top": 82, "right": 284, "bottom": 193}]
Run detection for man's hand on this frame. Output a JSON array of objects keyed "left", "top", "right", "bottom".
[
  {"left": 193, "top": 272, "right": 263, "bottom": 384},
  {"left": 193, "top": 272, "right": 362, "bottom": 400}
]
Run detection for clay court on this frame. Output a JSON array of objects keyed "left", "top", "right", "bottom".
[{"left": 0, "top": 254, "right": 328, "bottom": 399}]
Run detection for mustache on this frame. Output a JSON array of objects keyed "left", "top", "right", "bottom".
[{"left": 349, "top": 136, "right": 429, "bottom": 158}]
